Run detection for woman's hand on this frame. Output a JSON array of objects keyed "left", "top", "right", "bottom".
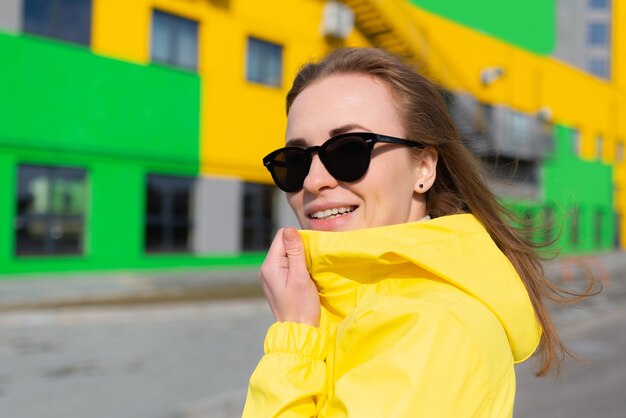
[{"left": 259, "top": 228, "right": 321, "bottom": 327}]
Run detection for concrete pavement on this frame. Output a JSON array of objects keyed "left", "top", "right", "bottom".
[{"left": 0, "top": 250, "right": 624, "bottom": 311}]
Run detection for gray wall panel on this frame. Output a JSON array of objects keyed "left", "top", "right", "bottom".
[
  {"left": 192, "top": 177, "right": 242, "bottom": 254},
  {"left": 0, "top": 0, "right": 22, "bottom": 32}
]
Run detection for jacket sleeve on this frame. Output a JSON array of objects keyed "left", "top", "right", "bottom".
[
  {"left": 324, "top": 299, "right": 510, "bottom": 417},
  {"left": 243, "top": 299, "right": 511, "bottom": 418},
  {"left": 242, "top": 321, "right": 329, "bottom": 418}
]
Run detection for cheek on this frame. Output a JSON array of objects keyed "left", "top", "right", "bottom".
[
  {"left": 286, "top": 192, "right": 304, "bottom": 217},
  {"left": 367, "top": 156, "right": 416, "bottom": 216}
]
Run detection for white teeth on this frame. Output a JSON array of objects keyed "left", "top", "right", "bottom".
[{"left": 310, "top": 206, "right": 355, "bottom": 220}]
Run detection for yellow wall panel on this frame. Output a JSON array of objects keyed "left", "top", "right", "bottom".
[
  {"left": 90, "top": 0, "right": 626, "bottom": 194},
  {"left": 92, "top": 0, "right": 338, "bottom": 183},
  {"left": 93, "top": 0, "right": 150, "bottom": 62},
  {"left": 199, "top": 0, "right": 331, "bottom": 183},
  {"left": 407, "top": 6, "right": 626, "bottom": 155}
]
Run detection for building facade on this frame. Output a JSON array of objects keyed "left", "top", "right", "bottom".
[{"left": 0, "top": 0, "right": 623, "bottom": 276}]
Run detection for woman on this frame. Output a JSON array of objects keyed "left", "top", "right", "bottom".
[{"left": 243, "top": 47, "right": 569, "bottom": 417}]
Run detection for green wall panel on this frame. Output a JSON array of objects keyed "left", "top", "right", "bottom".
[
  {"left": 409, "top": 0, "right": 555, "bottom": 55},
  {"left": 543, "top": 125, "right": 614, "bottom": 253},
  {"left": 0, "top": 154, "right": 17, "bottom": 265},
  {"left": 0, "top": 145, "right": 265, "bottom": 275},
  {"left": 503, "top": 124, "right": 614, "bottom": 255},
  {"left": 89, "top": 162, "right": 144, "bottom": 264},
  {"left": 0, "top": 32, "right": 200, "bottom": 170},
  {"left": 0, "top": 34, "right": 264, "bottom": 276}
]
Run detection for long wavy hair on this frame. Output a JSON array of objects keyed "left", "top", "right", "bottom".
[{"left": 286, "top": 47, "right": 592, "bottom": 376}]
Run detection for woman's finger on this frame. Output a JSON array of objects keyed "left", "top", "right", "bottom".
[{"left": 281, "top": 228, "right": 309, "bottom": 281}]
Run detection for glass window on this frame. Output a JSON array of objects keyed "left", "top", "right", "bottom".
[
  {"left": 145, "top": 174, "right": 195, "bottom": 253},
  {"left": 246, "top": 37, "right": 283, "bottom": 87},
  {"left": 242, "top": 183, "right": 275, "bottom": 251},
  {"left": 595, "top": 135, "right": 604, "bottom": 160},
  {"left": 510, "top": 112, "right": 530, "bottom": 149},
  {"left": 570, "top": 207, "right": 580, "bottom": 247},
  {"left": 151, "top": 10, "right": 199, "bottom": 71},
  {"left": 521, "top": 210, "right": 534, "bottom": 242},
  {"left": 482, "top": 156, "right": 539, "bottom": 185},
  {"left": 588, "top": 58, "right": 610, "bottom": 78},
  {"left": 588, "top": 0, "right": 609, "bottom": 10},
  {"left": 615, "top": 213, "right": 621, "bottom": 248},
  {"left": 15, "top": 164, "right": 87, "bottom": 256},
  {"left": 571, "top": 129, "right": 581, "bottom": 156},
  {"left": 594, "top": 209, "right": 603, "bottom": 246},
  {"left": 616, "top": 141, "right": 624, "bottom": 162},
  {"left": 23, "top": 0, "right": 92, "bottom": 46},
  {"left": 543, "top": 206, "right": 554, "bottom": 243},
  {"left": 588, "top": 23, "right": 609, "bottom": 46}
]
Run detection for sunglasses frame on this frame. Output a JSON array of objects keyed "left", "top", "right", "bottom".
[{"left": 263, "top": 132, "right": 425, "bottom": 192}]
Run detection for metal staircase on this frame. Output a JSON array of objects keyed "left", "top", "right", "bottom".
[
  {"left": 339, "top": 0, "right": 472, "bottom": 90},
  {"left": 341, "top": 0, "right": 419, "bottom": 60}
]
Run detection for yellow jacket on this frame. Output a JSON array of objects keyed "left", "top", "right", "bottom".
[{"left": 243, "top": 214, "right": 541, "bottom": 417}]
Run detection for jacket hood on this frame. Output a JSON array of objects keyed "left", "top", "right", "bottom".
[{"left": 298, "top": 213, "right": 541, "bottom": 363}]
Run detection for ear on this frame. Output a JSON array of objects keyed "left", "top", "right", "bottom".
[{"left": 414, "top": 147, "right": 438, "bottom": 194}]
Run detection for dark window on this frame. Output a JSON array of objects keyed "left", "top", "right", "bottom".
[
  {"left": 521, "top": 210, "right": 534, "bottom": 242},
  {"left": 595, "top": 135, "right": 604, "bottom": 160},
  {"left": 151, "top": 10, "right": 199, "bottom": 71},
  {"left": 588, "top": 58, "right": 610, "bottom": 78},
  {"left": 23, "top": 0, "right": 92, "bottom": 46},
  {"left": 571, "top": 128, "right": 581, "bottom": 155},
  {"left": 483, "top": 156, "right": 539, "bottom": 185},
  {"left": 615, "top": 213, "right": 621, "bottom": 248},
  {"left": 15, "top": 164, "right": 87, "bottom": 256},
  {"left": 594, "top": 209, "right": 603, "bottom": 247},
  {"left": 543, "top": 206, "right": 554, "bottom": 243},
  {"left": 588, "top": 0, "right": 609, "bottom": 10},
  {"left": 246, "top": 37, "right": 283, "bottom": 86},
  {"left": 615, "top": 141, "right": 624, "bottom": 163},
  {"left": 242, "top": 183, "right": 275, "bottom": 251},
  {"left": 588, "top": 59, "right": 610, "bottom": 78},
  {"left": 588, "top": 23, "right": 609, "bottom": 46},
  {"left": 145, "top": 174, "right": 195, "bottom": 253},
  {"left": 570, "top": 207, "right": 580, "bottom": 247}
]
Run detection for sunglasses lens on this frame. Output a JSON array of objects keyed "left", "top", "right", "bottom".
[
  {"left": 324, "top": 136, "right": 371, "bottom": 182},
  {"left": 271, "top": 148, "right": 310, "bottom": 192}
]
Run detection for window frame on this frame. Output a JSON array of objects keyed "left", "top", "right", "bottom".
[
  {"left": 150, "top": 9, "right": 200, "bottom": 71},
  {"left": 144, "top": 173, "right": 195, "bottom": 254},
  {"left": 245, "top": 36, "right": 284, "bottom": 87},
  {"left": 241, "top": 182, "right": 275, "bottom": 251},
  {"left": 22, "top": 0, "right": 93, "bottom": 46},
  {"left": 588, "top": 0, "right": 609, "bottom": 10},
  {"left": 569, "top": 206, "right": 581, "bottom": 247},
  {"left": 15, "top": 163, "right": 88, "bottom": 257},
  {"left": 587, "top": 58, "right": 610, "bottom": 79},
  {"left": 587, "top": 22, "right": 609, "bottom": 46}
]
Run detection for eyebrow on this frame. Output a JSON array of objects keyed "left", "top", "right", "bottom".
[
  {"left": 329, "top": 123, "right": 369, "bottom": 137},
  {"left": 286, "top": 123, "right": 370, "bottom": 147}
]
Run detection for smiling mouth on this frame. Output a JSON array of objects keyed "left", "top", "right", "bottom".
[{"left": 309, "top": 206, "right": 357, "bottom": 220}]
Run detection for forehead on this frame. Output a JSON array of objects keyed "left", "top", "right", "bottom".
[{"left": 285, "top": 73, "right": 405, "bottom": 143}]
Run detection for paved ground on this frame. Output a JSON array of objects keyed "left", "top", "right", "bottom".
[
  {"left": 0, "top": 250, "right": 624, "bottom": 417},
  {"left": 0, "top": 274, "right": 625, "bottom": 418},
  {"left": 0, "top": 300, "right": 273, "bottom": 418},
  {"left": 0, "top": 250, "right": 624, "bottom": 311}
]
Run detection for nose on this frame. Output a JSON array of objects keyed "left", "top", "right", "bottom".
[{"left": 302, "top": 154, "right": 339, "bottom": 193}]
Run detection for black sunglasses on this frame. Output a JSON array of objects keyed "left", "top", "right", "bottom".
[{"left": 263, "top": 132, "right": 425, "bottom": 192}]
